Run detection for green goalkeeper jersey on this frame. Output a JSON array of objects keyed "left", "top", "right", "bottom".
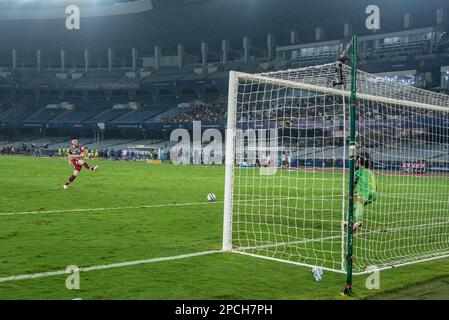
[{"left": 355, "top": 167, "right": 377, "bottom": 202}]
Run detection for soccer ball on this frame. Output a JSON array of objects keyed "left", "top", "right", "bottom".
[{"left": 207, "top": 193, "right": 216, "bottom": 202}]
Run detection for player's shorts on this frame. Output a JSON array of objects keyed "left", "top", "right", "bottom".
[
  {"left": 71, "top": 158, "right": 83, "bottom": 172},
  {"left": 359, "top": 190, "right": 377, "bottom": 204}
]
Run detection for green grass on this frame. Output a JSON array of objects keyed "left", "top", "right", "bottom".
[{"left": 0, "top": 156, "right": 449, "bottom": 299}]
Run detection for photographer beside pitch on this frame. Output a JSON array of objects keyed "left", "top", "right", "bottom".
[{"left": 63, "top": 137, "right": 98, "bottom": 189}]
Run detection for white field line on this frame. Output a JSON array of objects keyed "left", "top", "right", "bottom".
[
  {"left": 238, "top": 234, "right": 338, "bottom": 251},
  {"left": 351, "top": 252, "right": 449, "bottom": 275},
  {"left": 5, "top": 192, "right": 443, "bottom": 218},
  {"left": 234, "top": 251, "right": 347, "bottom": 274},
  {"left": 0, "top": 201, "right": 221, "bottom": 217},
  {"left": 2, "top": 201, "right": 449, "bottom": 281},
  {"left": 235, "top": 250, "right": 449, "bottom": 276},
  {"left": 0, "top": 196, "right": 325, "bottom": 217},
  {"left": 234, "top": 219, "right": 449, "bottom": 274},
  {"left": 237, "top": 219, "right": 449, "bottom": 252},
  {"left": 2, "top": 220, "right": 449, "bottom": 282},
  {"left": 0, "top": 250, "right": 222, "bottom": 284}
]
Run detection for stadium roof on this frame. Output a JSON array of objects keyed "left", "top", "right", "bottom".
[{"left": 0, "top": 0, "right": 446, "bottom": 55}]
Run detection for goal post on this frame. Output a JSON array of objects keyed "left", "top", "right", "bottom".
[
  {"left": 222, "top": 46, "right": 449, "bottom": 284},
  {"left": 223, "top": 70, "right": 238, "bottom": 252},
  {"left": 344, "top": 35, "right": 358, "bottom": 295}
]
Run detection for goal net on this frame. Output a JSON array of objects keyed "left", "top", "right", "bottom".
[{"left": 223, "top": 63, "right": 449, "bottom": 274}]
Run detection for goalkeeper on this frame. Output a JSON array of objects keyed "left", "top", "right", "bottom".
[{"left": 352, "top": 149, "right": 377, "bottom": 232}]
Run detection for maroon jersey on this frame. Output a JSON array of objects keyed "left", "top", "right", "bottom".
[{"left": 68, "top": 144, "right": 85, "bottom": 167}]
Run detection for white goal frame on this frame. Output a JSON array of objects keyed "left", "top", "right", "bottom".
[{"left": 222, "top": 68, "right": 449, "bottom": 275}]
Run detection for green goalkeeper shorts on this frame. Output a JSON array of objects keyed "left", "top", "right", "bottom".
[{"left": 360, "top": 190, "right": 377, "bottom": 204}]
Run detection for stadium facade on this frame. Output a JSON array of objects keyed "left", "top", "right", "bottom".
[{"left": 0, "top": 0, "right": 448, "bottom": 150}]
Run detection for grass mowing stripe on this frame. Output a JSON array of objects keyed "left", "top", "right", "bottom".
[{"left": 0, "top": 250, "right": 222, "bottom": 284}]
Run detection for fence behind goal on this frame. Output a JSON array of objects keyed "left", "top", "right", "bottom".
[{"left": 223, "top": 63, "right": 449, "bottom": 274}]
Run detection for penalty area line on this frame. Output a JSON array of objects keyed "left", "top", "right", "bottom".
[
  {"left": 0, "top": 201, "right": 223, "bottom": 217},
  {"left": 0, "top": 250, "right": 222, "bottom": 284},
  {"left": 0, "top": 196, "right": 294, "bottom": 217}
]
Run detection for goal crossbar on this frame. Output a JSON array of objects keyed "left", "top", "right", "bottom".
[{"left": 231, "top": 71, "right": 449, "bottom": 112}]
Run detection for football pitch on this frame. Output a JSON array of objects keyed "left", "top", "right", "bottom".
[{"left": 0, "top": 156, "right": 449, "bottom": 300}]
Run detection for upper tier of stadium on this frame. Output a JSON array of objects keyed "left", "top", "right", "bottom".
[
  {"left": 0, "top": 0, "right": 140, "bottom": 9},
  {"left": 0, "top": 0, "right": 448, "bottom": 139},
  {"left": 0, "top": 0, "right": 446, "bottom": 52}
]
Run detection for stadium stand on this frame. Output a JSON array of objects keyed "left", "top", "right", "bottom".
[{"left": 0, "top": 0, "right": 448, "bottom": 162}]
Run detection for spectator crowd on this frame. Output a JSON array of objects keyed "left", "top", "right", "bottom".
[{"left": 173, "top": 102, "right": 227, "bottom": 123}]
